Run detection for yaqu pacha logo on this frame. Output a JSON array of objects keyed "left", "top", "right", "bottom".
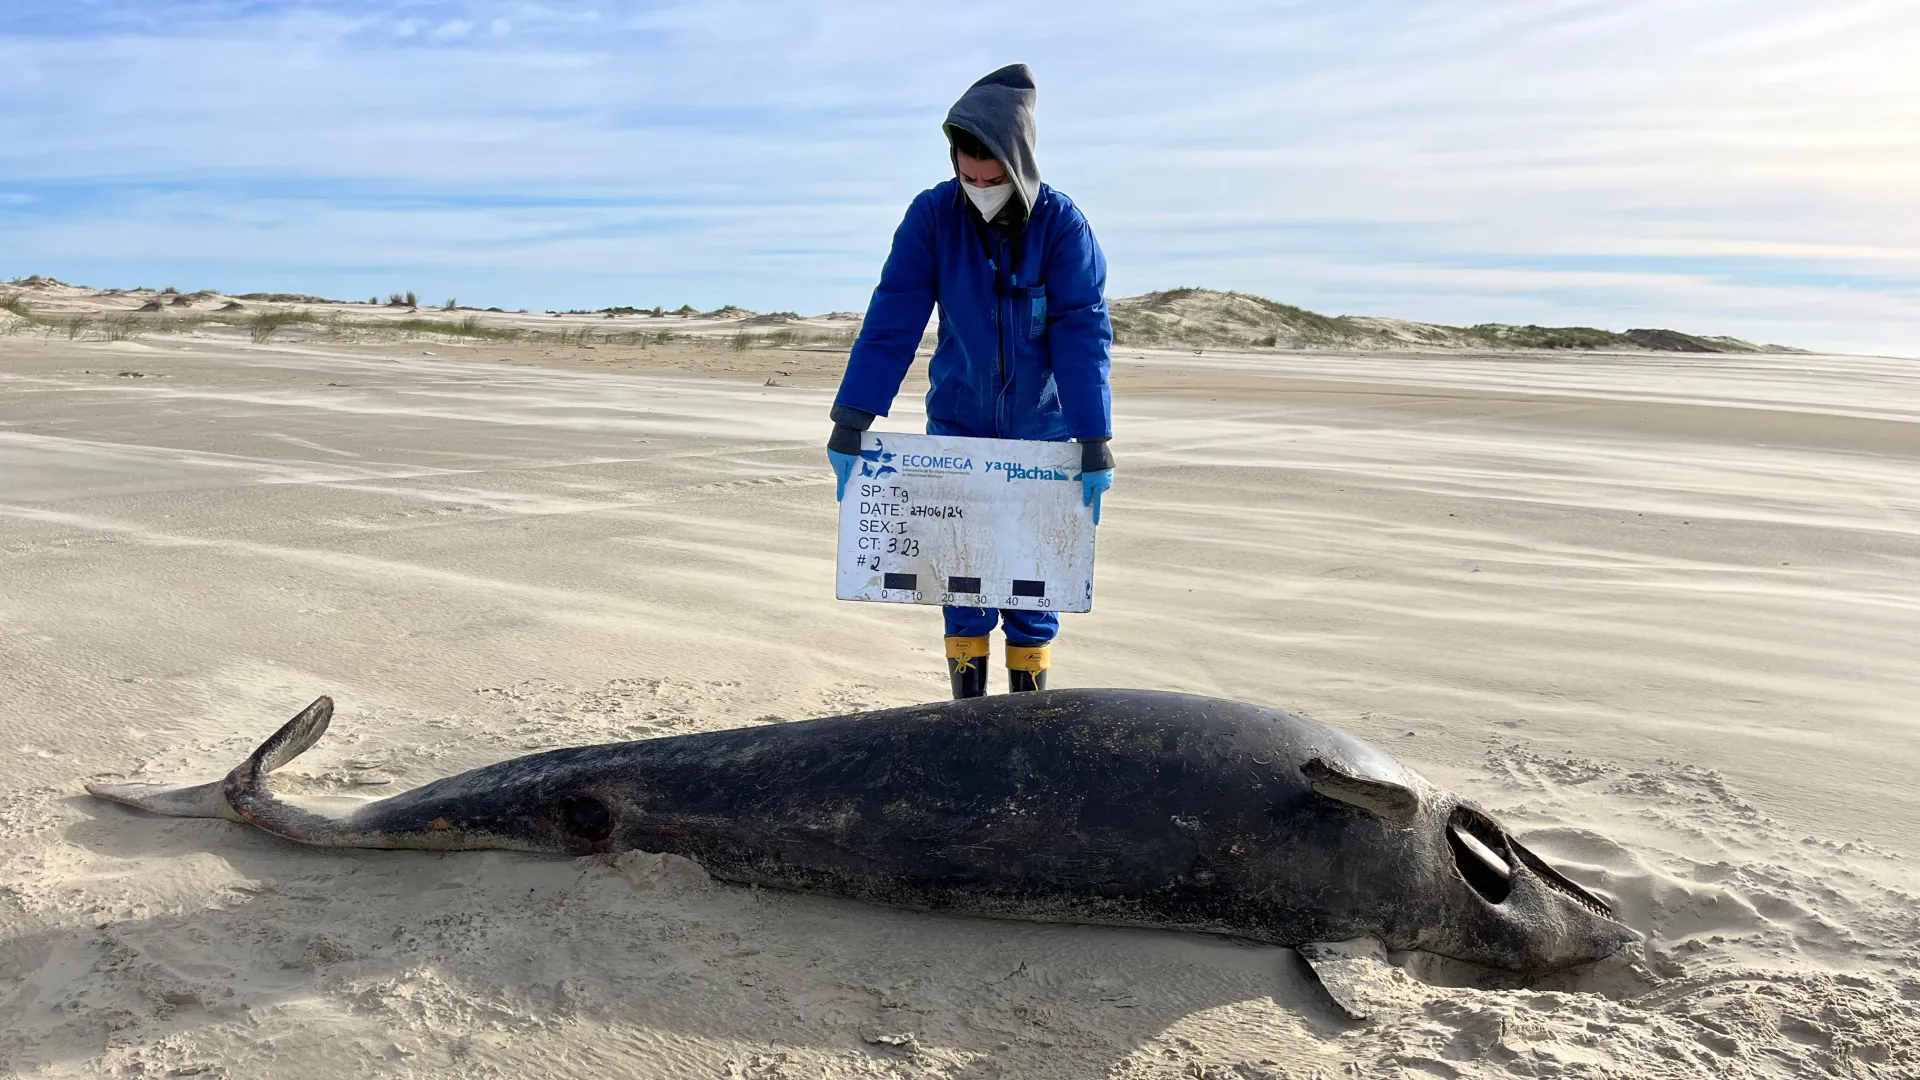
[
  {"left": 864, "top": 440, "right": 1072, "bottom": 481},
  {"left": 984, "top": 460, "right": 1078, "bottom": 483}
]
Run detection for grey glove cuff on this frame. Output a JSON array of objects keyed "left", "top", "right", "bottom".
[
  {"left": 827, "top": 407, "right": 875, "bottom": 456},
  {"left": 827, "top": 425, "right": 864, "bottom": 456},
  {"left": 829, "top": 405, "right": 876, "bottom": 430},
  {"left": 1077, "top": 438, "right": 1114, "bottom": 473}
]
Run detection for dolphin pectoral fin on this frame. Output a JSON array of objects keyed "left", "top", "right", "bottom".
[
  {"left": 85, "top": 778, "right": 246, "bottom": 822},
  {"left": 1298, "top": 937, "right": 1401, "bottom": 1021},
  {"left": 1300, "top": 757, "right": 1419, "bottom": 820}
]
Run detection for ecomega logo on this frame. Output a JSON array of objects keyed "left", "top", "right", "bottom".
[
  {"left": 984, "top": 461, "right": 1076, "bottom": 482},
  {"left": 901, "top": 454, "right": 973, "bottom": 470}
]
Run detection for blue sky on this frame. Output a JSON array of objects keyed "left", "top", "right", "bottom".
[{"left": 3, "top": 1, "right": 1917, "bottom": 353}]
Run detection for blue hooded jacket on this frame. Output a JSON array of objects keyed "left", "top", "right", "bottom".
[{"left": 833, "top": 66, "right": 1113, "bottom": 443}]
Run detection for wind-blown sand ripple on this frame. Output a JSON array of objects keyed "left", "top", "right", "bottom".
[{"left": 2, "top": 334, "right": 1916, "bottom": 1076}]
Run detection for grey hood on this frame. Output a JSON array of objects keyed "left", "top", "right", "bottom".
[{"left": 944, "top": 63, "right": 1040, "bottom": 218}]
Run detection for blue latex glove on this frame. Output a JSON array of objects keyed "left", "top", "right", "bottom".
[
  {"left": 1080, "top": 468, "right": 1114, "bottom": 525},
  {"left": 828, "top": 449, "right": 858, "bottom": 501}
]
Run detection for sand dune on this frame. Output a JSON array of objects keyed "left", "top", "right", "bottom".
[
  {"left": 4, "top": 279, "right": 1807, "bottom": 360},
  {"left": 1, "top": 328, "right": 1915, "bottom": 1077}
]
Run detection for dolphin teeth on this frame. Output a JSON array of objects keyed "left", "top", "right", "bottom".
[
  {"left": 1540, "top": 874, "right": 1616, "bottom": 919},
  {"left": 1506, "top": 838, "right": 1621, "bottom": 921}
]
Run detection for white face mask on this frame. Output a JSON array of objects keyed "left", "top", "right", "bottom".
[{"left": 963, "top": 181, "right": 1015, "bottom": 220}]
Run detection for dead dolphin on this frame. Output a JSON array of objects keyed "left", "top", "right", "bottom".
[{"left": 88, "top": 689, "right": 1639, "bottom": 978}]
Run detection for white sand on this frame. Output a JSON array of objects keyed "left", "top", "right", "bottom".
[{"left": 1, "top": 324, "right": 1916, "bottom": 1077}]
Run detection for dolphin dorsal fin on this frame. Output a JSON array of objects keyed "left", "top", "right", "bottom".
[{"left": 1301, "top": 757, "right": 1418, "bottom": 820}]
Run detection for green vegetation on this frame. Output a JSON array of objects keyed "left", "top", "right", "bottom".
[
  {"left": 1111, "top": 288, "right": 1381, "bottom": 349},
  {"left": 351, "top": 316, "right": 523, "bottom": 342},
  {"left": 245, "top": 311, "right": 523, "bottom": 343},
  {"left": 448, "top": 316, "right": 519, "bottom": 341},
  {"left": 100, "top": 315, "right": 145, "bottom": 342},
  {"left": 4, "top": 281, "right": 1784, "bottom": 356},
  {"left": 247, "top": 309, "right": 319, "bottom": 343},
  {"left": 1459, "top": 323, "right": 1629, "bottom": 350},
  {"left": 1107, "top": 287, "right": 1775, "bottom": 354},
  {"left": 237, "top": 292, "right": 338, "bottom": 303},
  {"left": 718, "top": 327, "right": 858, "bottom": 351}
]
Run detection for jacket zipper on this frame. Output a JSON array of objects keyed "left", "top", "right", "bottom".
[{"left": 1006, "top": 228, "right": 1021, "bottom": 430}]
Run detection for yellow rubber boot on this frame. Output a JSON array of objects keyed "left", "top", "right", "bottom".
[
  {"left": 1007, "top": 642, "right": 1050, "bottom": 693},
  {"left": 945, "top": 636, "right": 991, "bottom": 699}
]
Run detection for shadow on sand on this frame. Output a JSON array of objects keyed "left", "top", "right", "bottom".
[{"left": 8, "top": 795, "right": 1366, "bottom": 1077}]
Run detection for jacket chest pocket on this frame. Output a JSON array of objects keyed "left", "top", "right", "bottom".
[{"left": 1019, "top": 284, "right": 1048, "bottom": 341}]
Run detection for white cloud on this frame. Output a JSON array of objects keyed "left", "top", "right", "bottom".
[{"left": 0, "top": 0, "right": 1915, "bottom": 353}]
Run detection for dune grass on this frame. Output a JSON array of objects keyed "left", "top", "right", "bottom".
[
  {"left": 248, "top": 309, "right": 319, "bottom": 343},
  {"left": 1, "top": 295, "right": 853, "bottom": 353},
  {"left": 714, "top": 328, "right": 859, "bottom": 352},
  {"left": 100, "top": 315, "right": 146, "bottom": 342},
  {"left": 238, "top": 310, "right": 522, "bottom": 344},
  {"left": 380, "top": 316, "right": 523, "bottom": 342}
]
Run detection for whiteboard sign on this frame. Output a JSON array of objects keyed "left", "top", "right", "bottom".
[{"left": 836, "top": 432, "right": 1095, "bottom": 612}]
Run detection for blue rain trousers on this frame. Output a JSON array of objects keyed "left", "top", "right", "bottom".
[{"left": 943, "top": 604, "right": 1058, "bottom": 646}]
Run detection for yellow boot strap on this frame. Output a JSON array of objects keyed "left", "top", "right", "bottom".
[
  {"left": 944, "top": 636, "right": 990, "bottom": 673},
  {"left": 1007, "top": 644, "right": 1051, "bottom": 673}
]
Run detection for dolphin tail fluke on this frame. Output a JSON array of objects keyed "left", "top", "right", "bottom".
[
  {"left": 83, "top": 696, "right": 335, "bottom": 822},
  {"left": 219, "top": 696, "right": 371, "bottom": 846},
  {"left": 85, "top": 778, "right": 247, "bottom": 822},
  {"left": 246, "top": 694, "right": 334, "bottom": 775}
]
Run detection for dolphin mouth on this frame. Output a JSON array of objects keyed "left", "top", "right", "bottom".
[
  {"left": 1505, "top": 835, "right": 1622, "bottom": 923},
  {"left": 1447, "top": 806, "right": 1623, "bottom": 923}
]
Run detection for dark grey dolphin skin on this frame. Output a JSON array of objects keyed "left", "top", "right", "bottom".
[{"left": 88, "top": 689, "right": 1639, "bottom": 977}]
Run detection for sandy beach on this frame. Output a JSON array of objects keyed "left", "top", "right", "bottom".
[{"left": 2, "top": 322, "right": 1916, "bottom": 1077}]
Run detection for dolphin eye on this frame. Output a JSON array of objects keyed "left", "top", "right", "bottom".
[
  {"left": 1447, "top": 808, "right": 1512, "bottom": 903},
  {"left": 557, "top": 794, "right": 614, "bottom": 841}
]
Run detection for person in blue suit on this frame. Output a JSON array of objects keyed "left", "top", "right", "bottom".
[{"left": 826, "top": 63, "right": 1115, "bottom": 700}]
